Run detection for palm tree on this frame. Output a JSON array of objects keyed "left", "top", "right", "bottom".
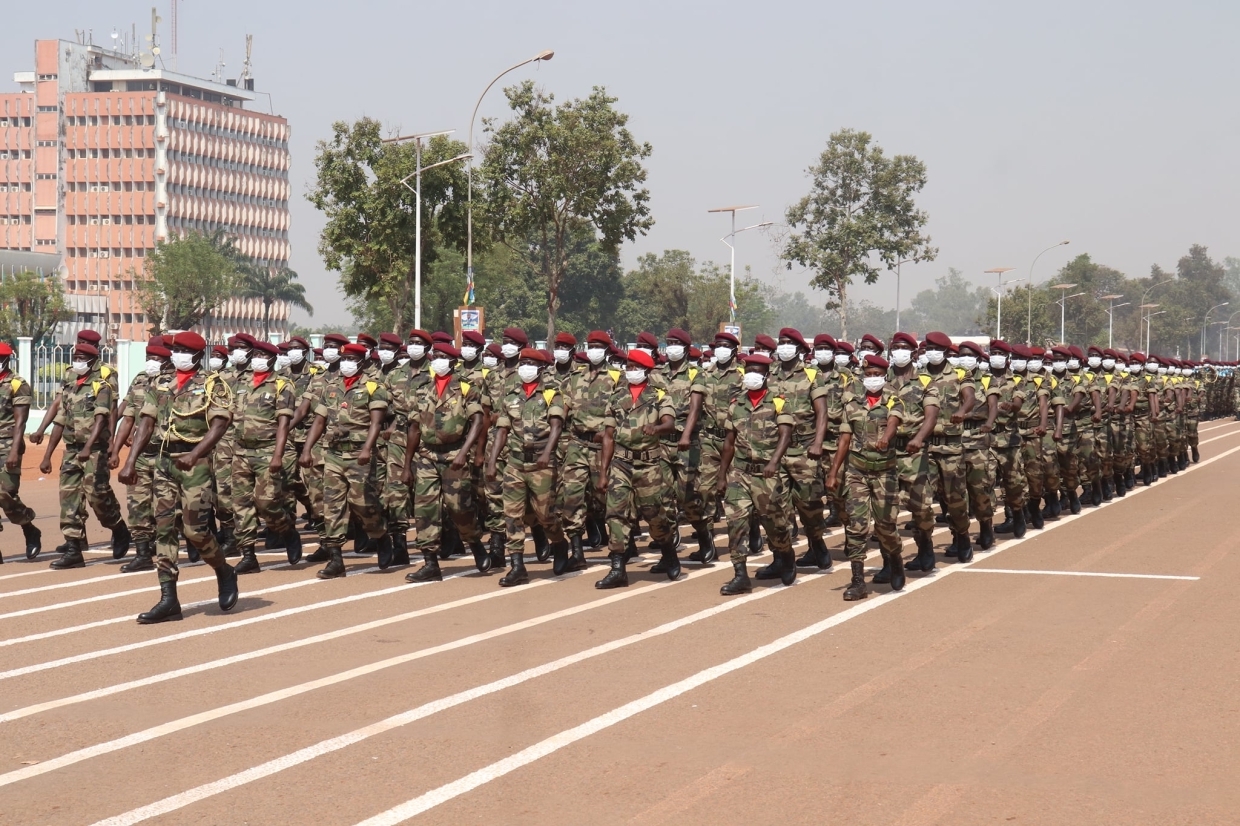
[{"left": 238, "top": 264, "right": 314, "bottom": 338}]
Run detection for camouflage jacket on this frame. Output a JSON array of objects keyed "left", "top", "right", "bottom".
[
  {"left": 768, "top": 361, "right": 829, "bottom": 453},
  {"left": 962, "top": 371, "right": 1003, "bottom": 449},
  {"left": 925, "top": 367, "right": 964, "bottom": 438},
  {"left": 566, "top": 365, "right": 617, "bottom": 438},
  {"left": 724, "top": 389, "right": 795, "bottom": 463},
  {"left": 411, "top": 373, "right": 483, "bottom": 449},
  {"left": 0, "top": 371, "right": 32, "bottom": 439},
  {"left": 233, "top": 372, "right": 297, "bottom": 448},
  {"left": 313, "top": 374, "right": 389, "bottom": 449},
  {"left": 496, "top": 377, "right": 565, "bottom": 462},
  {"left": 119, "top": 372, "right": 154, "bottom": 420},
  {"left": 660, "top": 360, "right": 700, "bottom": 438},
  {"left": 888, "top": 370, "right": 940, "bottom": 439},
  {"left": 1017, "top": 374, "right": 1053, "bottom": 432},
  {"left": 819, "top": 369, "right": 854, "bottom": 450},
  {"left": 604, "top": 383, "right": 675, "bottom": 454},
  {"left": 841, "top": 385, "right": 906, "bottom": 468},
  {"left": 54, "top": 367, "right": 114, "bottom": 446},
  {"left": 697, "top": 361, "right": 744, "bottom": 439},
  {"left": 141, "top": 370, "right": 232, "bottom": 447}
]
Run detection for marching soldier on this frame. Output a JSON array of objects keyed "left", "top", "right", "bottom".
[
  {"left": 560, "top": 330, "right": 619, "bottom": 564},
  {"left": 0, "top": 342, "right": 41, "bottom": 560},
  {"left": 376, "top": 332, "right": 413, "bottom": 566},
  {"left": 549, "top": 332, "right": 580, "bottom": 391},
  {"left": 957, "top": 341, "right": 999, "bottom": 549},
  {"left": 293, "top": 332, "right": 349, "bottom": 559},
  {"left": 119, "top": 331, "right": 239, "bottom": 624},
  {"left": 479, "top": 328, "right": 527, "bottom": 566},
  {"left": 884, "top": 331, "right": 940, "bottom": 575},
  {"left": 284, "top": 336, "right": 319, "bottom": 530},
  {"left": 987, "top": 341, "right": 1029, "bottom": 539},
  {"left": 1010, "top": 346, "right": 1050, "bottom": 528},
  {"left": 212, "top": 334, "right": 254, "bottom": 557},
  {"left": 917, "top": 332, "right": 975, "bottom": 563},
  {"left": 659, "top": 327, "right": 712, "bottom": 566}
]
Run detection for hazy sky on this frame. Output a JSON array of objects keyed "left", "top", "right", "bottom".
[{"left": 7, "top": 1, "right": 1238, "bottom": 327}]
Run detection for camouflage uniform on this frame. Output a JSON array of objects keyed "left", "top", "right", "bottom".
[
  {"left": 1132, "top": 372, "right": 1158, "bottom": 470},
  {"left": 212, "top": 365, "right": 247, "bottom": 535},
  {"left": 1070, "top": 371, "right": 1102, "bottom": 490},
  {"left": 602, "top": 383, "right": 677, "bottom": 554},
  {"left": 0, "top": 373, "right": 36, "bottom": 529},
  {"left": 1041, "top": 375, "right": 1067, "bottom": 497},
  {"left": 315, "top": 374, "right": 389, "bottom": 549},
  {"left": 1017, "top": 373, "right": 1052, "bottom": 504},
  {"left": 231, "top": 372, "right": 298, "bottom": 550},
  {"left": 661, "top": 360, "right": 709, "bottom": 531},
  {"left": 840, "top": 385, "right": 905, "bottom": 562},
  {"left": 481, "top": 363, "right": 517, "bottom": 534},
  {"left": 961, "top": 370, "right": 1000, "bottom": 520},
  {"left": 769, "top": 360, "right": 830, "bottom": 542},
  {"left": 497, "top": 378, "right": 568, "bottom": 555},
  {"left": 722, "top": 390, "right": 796, "bottom": 564},
  {"left": 118, "top": 372, "right": 159, "bottom": 543},
  {"left": 819, "top": 369, "right": 854, "bottom": 525},
  {"left": 559, "top": 364, "right": 616, "bottom": 537},
  {"left": 143, "top": 371, "right": 234, "bottom": 582},
  {"left": 925, "top": 367, "right": 971, "bottom": 536},
  {"left": 287, "top": 368, "right": 318, "bottom": 522},
  {"left": 378, "top": 360, "right": 416, "bottom": 541},
  {"left": 696, "top": 360, "right": 744, "bottom": 518},
  {"left": 1097, "top": 370, "right": 1123, "bottom": 481},
  {"left": 990, "top": 373, "right": 1028, "bottom": 510},
  {"left": 410, "top": 373, "right": 484, "bottom": 552},
  {"left": 890, "top": 371, "right": 940, "bottom": 532},
  {"left": 54, "top": 367, "right": 123, "bottom": 540},
  {"left": 303, "top": 367, "right": 335, "bottom": 526}
]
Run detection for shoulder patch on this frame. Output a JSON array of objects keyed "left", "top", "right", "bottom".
[
  {"left": 773, "top": 396, "right": 785, "bottom": 414},
  {"left": 918, "top": 374, "right": 931, "bottom": 387},
  {"left": 805, "top": 367, "right": 818, "bottom": 383},
  {"left": 365, "top": 381, "right": 379, "bottom": 396},
  {"left": 276, "top": 378, "right": 287, "bottom": 394},
  {"left": 460, "top": 381, "right": 471, "bottom": 396},
  {"left": 688, "top": 367, "right": 698, "bottom": 382},
  {"left": 10, "top": 377, "right": 21, "bottom": 394},
  {"left": 543, "top": 388, "right": 557, "bottom": 406},
  {"left": 887, "top": 396, "right": 896, "bottom": 409},
  {"left": 955, "top": 368, "right": 967, "bottom": 380},
  {"left": 656, "top": 389, "right": 666, "bottom": 402},
  {"left": 91, "top": 379, "right": 103, "bottom": 396},
  {"left": 100, "top": 365, "right": 113, "bottom": 379}
]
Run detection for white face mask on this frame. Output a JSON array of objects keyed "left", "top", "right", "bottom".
[
  {"left": 978, "top": 361, "right": 990, "bottom": 373},
  {"left": 230, "top": 348, "right": 248, "bottom": 366},
  {"left": 288, "top": 348, "right": 304, "bottom": 364},
  {"left": 171, "top": 352, "right": 196, "bottom": 372},
  {"left": 741, "top": 371, "right": 766, "bottom": 391},
  {"left": 635, "top": 346, "right": 653, "bottom": 357},
  {"left": 890, "top": 349, "right": 913, "bottom": 368},
  {"left": 208, "top": 356, "right": 225, "bottom": 371},
  {"left": 71, "top": 360, "right": 91, "bottom": 376},
  {"left": 250, "top": 357, "right": 270, "bottom": 373},
  {"left": 989, "top": 355, "right": 1007, "bottom": 370},
  {"left": 665, "top": 344, "right": 686, "bottom": 361},
  {"left": 406, "top": 343, "right": 426, "bottom": 360},
  {"left": 144, "top": 359, "right": 163, "bottom": 377},
  {"left": 276, "top": 354, "right": 291, "bottom": 371},
  {"left": 774, "top": 343, "right": 799, "bottom": 362},
  {"left": 1027, "top": 359, "right": 1044, "bottom": 373},
  {"left": 947, "top": 356, "right": 961, "bottom": 368},
  {"left": 1052, "top": 361, "right": 1068, "bottom": 373},
  {"left": 1145, "top": 362, "right": 1158, "bottom": 373},
  {"left": 1088, "top": 356, "right": 1102, "bottom": 369},
  {"left": 863, "top": 375, "right": 886, "bottom": 394},
  {"left": 501, "top": 343, "right": 520, "bottom": 360},
  {"left": 1157, "top": 367, "right": 1168, "bottom": 375},
  {"left": 339, "top": 360, "right": 360, "bottom": 377},
  {"left": 1119, "top": 364, "right": 1130, "bottom": 375},
  {"left": 625, "top": 368, "right": 648, "bottom": 385},
  {"left": 554, "top": 348, "right": 572, "bottom": 364},
  {"left": 714, "top": 346, "right": 734, "bottom": 363},
  {"left": 1067, "top": 358, "right": 1081, "bottom": 370},
  {"left": 958, "top": 356, "right": 977, "bottom": 371},
  {"left": 482, "top": 356, "right": 499, "bottom": 369},
  {"left": 586, "top": 347, "right": 607, "bottom": 365},
  {"left": 1185, "top": 369, "right": 1194, "bottom": 377},
  {"left": 377, "top": 349, "right": 395, "bottom": 365},
  {"left": 925, "top": 350, "right": 945, "bottom": 365},
  {"left": 834, "top": 354, "right": 851, "bottom": 368},
  {"left": 916, "top": 354, "right": 929, "bottom": 369},
  {"left": 752, "top": 349, "right": 772, "bottom": 359},
  {"left": 1102, "top": 358, "right": 1116, "bottom": 370},
  {"left": 314, "top": 359, "right": 328, "bottom": 370},
  {"left": 1010, "top": 359, "right": 1028, "bottom": 372},
  {"left": 517, "top": 364, "right": 541, "bottom": 383},
  {"left": 322, "top": 347, "right": 340, "bottom": 363},
  {"left": 814, "top": 348, "right": 834, "bottom": 366},
  {"left": 430, "top": 358, "right": 452, "bottom": 377},
  {"left": 460, "top": 346, "right": 478, "bottom": 362}
]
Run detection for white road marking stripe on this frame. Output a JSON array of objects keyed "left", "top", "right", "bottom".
[
  {"left": 961, "top": 568, "right": 1199, "bottom": 581},
  {"left": 1200, "top": 428, "right": 1240, "bottom": 446}
]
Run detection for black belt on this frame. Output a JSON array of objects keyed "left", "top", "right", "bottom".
[
  {"left": 928, "top": 434, "right": 961, "bottom": 446},
  {"left": 738, "top": 460, "right": 767, "bottom": 474},
  {"left": 237, "top": 439, "right": 277, "bottom": 450},
  {"left": 889, "top": 435, "right": 909, "bottom": 451},
  {"left": 614, "top": 445, "right": 662, "bottom": 463},
  {"left": 160, "top": 440, "right": 197, "bottom": 454},
  {"left": 572, "top": 430, "right": 601, "bottom": 448},
  {"left": 422, "top": 440, "right": 463, "bottom": 454},
  {"left": 702, "top": 424, "right": 727, "bottom": 441}
]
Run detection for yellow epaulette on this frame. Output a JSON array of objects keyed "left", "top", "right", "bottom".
[
  {"left": 481, "top": 367, "right": 490, "bottom": 379},
  {"left": 542, "top": 388, "right": 557, "bottom": 406},
  {"left": 365, "top": 381, "right": 378, "bottom": 395},
  {"left": 773, "top": 396, "right": 785, "bottom": 413},
  {"left": 1103, "top": 374, "right": 1114, "bottom": 385},
  {"left": 460, "top": 381, "right": 471, "bottom": 396},
  {"left": 10, "top": 377, "right": 21, "bottom": 394},
  {"left": 91, "top": 379, "right": 103, "bottom": 395},
  {"left": 918, "top": 374, "right": 932, "bottom": 387},
  {"left": 955, "top": 368, "right": 967, "bottom": 380},
  {"left": 1033, "top": 376, "right": 1043, "bottom": 387},
  {"left": 886, "top": 396, "right": 897, "bottom": 409},
  {"left": 100, "top": 365, "right": 113, "bottom": 380},
  {"left": 656, "top": 389, "right": 666, "bottom": 402},
  {"left": 688, "top": 368, "right": 698, "bottom": 382},
  {"left": 805, "top": 367, "right": 818, "bottom": 383},
  {"left": 1050, "top": 376, "right": 1059, "bottom": 390},
  {"left": 276, "top": 378, "right": 287, "bottom": 394},
  {"left": 608, "top": 369, "right": 621, "bottom": 384},
  {"left": 1012, "top": 375, "right": 1023, "bottom": 385},
  {"left": 981, "top": 375, "right": 992, "bottom": 390}
]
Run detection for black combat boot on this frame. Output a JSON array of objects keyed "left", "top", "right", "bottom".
[
  {"left": 488, "top": 532, "right": 506, "bottom": 569},
  {"left": 905, "top": 528, "right": 936, "bottom": 572},
  {"left": 470, "top": 538, "right": 492, "bottom": 573},
  {"left": 1179, "top": 451, "right": 1189, "bottom": 471},
  {"left": 977, "top": 519, "right": 995, "bottom": 551},
  {"left": 843, "top": 561, "right": 869, "bottom": 601},
  {"left": 798, "top": 535, "right": 831, "bottom": 569},
  {"left": 284, "top": 529, "right": 303, "bottom": 565},
  {"left": 551, "top": 539, "right": 571, "bottom": 576},
  {"left": 563, "top": 535, "right": 587, "bottom": 573},
  {"left": 687, "top": 522, "right": 717, "bottom": 564},
  {"left": 1091, "top": 479, "right": 1105, "bottom": 506},
  {"left": 595, "top": 553, "right": 628, "bottom": 589},
  {"left": 50, "top": 537, "right": 86, "bottom": 569},
  {"left": 1101, "top": 476, "right": 1114, "bottom": 502},
  {"left": 1125, "top": 468, "right": 1136, "bottom": 490},
  {"left": 137, "top": 580, "right": 182, "bottom": 624},
  {"left": 870, "top": 555, "right": 892, "bottom": 584},
  {"left": 263, "top": 530, "right": 285, "bottom": 551},
  {"left": 1041, "top": 490, "right": 1058, "bottom": 520},
  {"left": 121, "top": 540, "right": 155, "bottom": 573},
  {"left": 1113, "top": 473, "right": 1127, "bottom": 498},
  {"left": 824, "top": 503, "right": 842, "bottom": 528},
  {"left": 995, "top": 506, "right": 1015, "bottom": 534},
  {"left": 214, "top": 561, "right": 239, "bottom": 611},
  {"left": 719, "top": 561, "right": 752, "bottom": 595},
  {"left": 316, "top": 545, "right": 347, "bottom": 579},
  {"left": 499, "top": 552, "right": 528, "bottom": 587},
  {"left": 438, "top": 520, "right": 463, "bottom": 560},
  {"left": 776, "top": 548, "right": 796, "bottom": 586},
  {"left": 1078, "top": 484, "right": 1095, "bottom": 507},
  {"left": 405, "top": 551, "right": 443, "bottom": 583},
  {"left": 376, "top": 534, "right": 394, "bottom": 570},
  {"left": 304, "top": 543, "right": 331, "bottom": 564},
  {"left": 1157, "top": 458, "right": 1168, "bottom": 478},
  {"left": 657, "top": 535, "right": 682, "bottom": 581},
  {"left": 623, "top": 528, "right": 639, "bottom": 562},
  {"left": 584, "top": 516, "right": 604, "bottom": 549},
  {"left": 955, "top": 531, "right": 975, "bottom": 563},
  {"left": 1067, "top": 488, "right": 1081, "bottom": 514},
  {"left": 532, "top": 524, "right": 551, "bottom": 563},
  {"left": 216, "top": 522, "right": 237, "bottom": 558},
  {"left": 111, "top": 521, "right": 132, "bottom": 560},
  {"left": 888, "top": 550, "right": 906, "bottom": 592},
  {"left": 1192, "top": 445, "right": 1200, "bottom": 464},
  {"left": 1012, "top": 505, "right": 1027, "bottom": 538},
  {"left": 234, "top": 544, "right": 261, "bottom": 575},
  {"left": 754, "top": 551, "right": 783, "bottom": 580},
  {"left": 21, "top": 522, "right": 41, "bottom": 560},
  {"left": 748, "top": 515, "right": 764, "bottom": 555},
  {"left": 1027, "top": 500, "right": 1044, "bottom": 530}
]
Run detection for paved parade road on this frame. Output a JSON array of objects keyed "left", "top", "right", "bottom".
[{"left": 3, "top": 420, "right": 1240, "bottom": 825}]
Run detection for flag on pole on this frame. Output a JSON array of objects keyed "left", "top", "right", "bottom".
[{"left": 463, "top": 266, "right": 475, "bottom": 306}]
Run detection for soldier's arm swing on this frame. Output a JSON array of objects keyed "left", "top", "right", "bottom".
[
  {"left": 641, "top": 414, "right": 675, "bottom": 438},
  {"left": 356, "top": 408, "right": 384, "bottom": 466},
  {"left": 38, "top": 422, "right": 65, "bottom": 475},
  {"left": 451, "top": 412, "right": 484, "bottom": 472},
  {"left": 401, "top": 420, "right": 421, "bottom": 487},
  {"left": 716, "top": 430, "right": 737, "bottom": 495},
  {"left": 485, "top": 426, "right": 508, "bottom": 482},
  {"left": 953, "top": 385, "right": 976, "bottom": 424},
  {"left": 765, "top": 423, "right": 793, "bottom": 477},
  {"left": 1149, "top": 389, "right": 1160, "bottom": 422},
  {"left": 809, "top": 396, "right": 828, "bottom": 458},
  {"left": 29, "top": 395, "right": 61, "bottom": 444},
  {"left": 1090, "top": 388, "right": 1103, "bottom": 423},
  {"left": 596, "top": 426, "right": 615, "bottom": 494},
  {"left": 298, "top": 414, "right": 327, "bottom": 467},
  {"left": 78, "top": 411, "right": 108, "bottom": 461},
  {"left": 110, "top": 415, "right": 136, "bottom": 470},
  {"left": 980, "top": 392, "right": 998, "bottom": 433},
  {"left": 118, "top": 414, "right": 155, "bottom": 484},
  {"left": 677, "top": 392, "right": 704, "bottom": 452},
  {"left": 289, "top": 396, "right": 313, "bottom": 429},
  {"left": 825, "top": 432, "right": 851, "bottom": 491},
  {"left": 176, "top": 416, "right": 229, "bottom": 472},
  {"left": 269, "top": 414, "right": 291, "bottom": 474},
  {"left": 1036, "top": 394, "right": 1049, "bottom": 436},
  {"left": 1053, "top": 403, "right": 1066, "bottom": 442},
  {"left": 908, "top": 405, "right": 937, "bottom": 454},
  {"left": 536, "top": 416, "right": 563, "bottom": 470},
  {"left": 7, "top": 403, "right": 28, "bottom": 471}
]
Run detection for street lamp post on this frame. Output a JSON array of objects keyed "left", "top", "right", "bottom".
[
  {"left": 396, "top": 148, "right": 473, "bottom": 330},
  {"left": 1050, "top": 283, "right": 1081, "bottom": 344},
  {"left": 1146, "top": 309, "right": 1166, "bottom": 352},
  {"left": 1201, "top": 301, "right": 1230, "bottom": 358},
  {"left": 1099, "top": 294, "right": 1127, "bottom": 349},
  {"left": 465, "top": 50, "right": 554, "bottom": 308},
  {"left": 1138, "top": 304, "right": 1159, "bottom": 352},
  {"left": 1027, "top": 240, "right": 1070, "bottom": 345},
  {"left": 708, "top": 205, "right": 759, "bottom": 323},
  {"left": 985, "top": 267, "right": 1016, "bottom": 340},
  {"left": 894, "top": 258, "right": 915, "bottom": 332},
  {"left": 1221, "top": 311, "right": 1240, "bottom": 360}
]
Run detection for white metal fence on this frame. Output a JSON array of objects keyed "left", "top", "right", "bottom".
[{"left": 16, "top": 343, "right": 117, "bottom": 409}]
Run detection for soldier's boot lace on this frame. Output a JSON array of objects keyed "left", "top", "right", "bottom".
[
  {"left": 316, "top": 546, "right": 347, "bottom": 579},
  {"left": 843, "top": 561, "right": 869, "bottom": 601},
  {"left": 304, "top": 542, "right": 331, "bottom": 564},
  {"left": 121, "top": 540, "right": 156, "bottom": 573},
  {"left": 719, "top": 561, "right": 752, "bottom": 596},
  {"left": 50, "top": 537, "right": 86, "bottom": 569},
  {"left": 406, "top": 551, "right": 443, "bottom": 583},
  {"left": 754, "top": 551, "right": 783, "bottom": 580},
  {"left": 234, "top": 544, "right": 261, "bottom": 575},
  {"left": 595, "top": 553, "right": 628, "bottom": 590},
  {"left": 499, "top": 552, "right": 528, "bottom": 587},
  {"left": 137, "top": 579, "right": 182, "bottom": 624},
  {"left": 214, "top": 561, "right": 239, "bottom": 611},
  {"left": 21, "top": 522, "right": 42, "bottom": 560},
  {"left": 111, "top": 521, "right": 132, "bottom": 560}
]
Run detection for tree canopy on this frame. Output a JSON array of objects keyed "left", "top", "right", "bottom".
[
  {"left": 0, "top": 270, "right": 72, "bottom": 343},
  {"left": 137, "top": 231, "right": 238, "bottom": 334}
]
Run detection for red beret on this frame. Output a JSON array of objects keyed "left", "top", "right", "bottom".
[
  {"left": 341, "top": 343, "right": 369, "bottom": 357},
  {"left": 989, "top": 339, "right": 1012, "bottom": 354},
  {"left": 627, "top": 349, "right": 655, "bottom": 369},
  {"left": 835, "top": 340, "right": 855, "bottom": 354},
  {"left": 754, "top": 334, "right": 777, "bottom": 351},
  {"left": 313, "top": 348, "right": 323, "bottom": 356},
  {"left": 958, "top": 341, "right": 985, "bottom": 357},
  {"left": 890, "top": 332, "right": 918, "bottom": 349},
  {"left": 1050, "top": 346, "right": 1072, "bottom": 358},
  {"left": 586, "top": 330, "right": 612, "bottom": 346},
  {"left": 212, "top": 345, "right": 229, "bottom": 357},
  {"left": 1129, "top": 352, "right": 1146, "bottom": 363},
  {"left": 1029, "top": 345, "right": 1046, "bottom": 357},
  {"left": 432, "top": 341, "right": 460, "bottom": 359},
  {"left": 922, "top": 331, "right": 952, "bottom": 349},
  {"left": 226, "top": 335, "right": 244, "bottom": 348},
  {"left": 714, "top": 331, "right": 740, "bottom": 346},
  {"left": 146, "top": 345, "right": 171, "bottom": 358},
  {"left": 290, "top": 337, "right": 310, "bottom": 350},
  {"left": 1065, "top": 345, "right": 1083, "bottom": 360},
  {"left": 742, "top": 353, "right": 773, "bottom": 366},
  {"left": 378, "top": 332, "right": 403, "bottom": 347},
  {"left": 503, "top": 327, "right": 529, "bottom": 346},
  {"left": 666, "top": 328, "right": 692, "bottom": 346},
  {"left": 237, "top": 333, "right": 259, "bottom": 347},
  {"left": 862, "top": 354, "right": 889, "bottom": 370},
  {"left": 1102, "top": 348, "right": 1121, "bottom": 359},
  {"left": 277, "top": 340, "right": 292, "bottom": 352},
  {"left": 431, "top": 331, "right": 453, "bottom": 343},
  {"left": 1087, "top": 345, "right": 1104, "bottom": 357},
  {"left": 355, "top": 333, "right": 378, "bottom": 347},
  {"left": 813, "top": 334, "right": 837, "bottom": 349},
  {"left": 407, "top": 329, "right": 432, "bottom": 344},
  {"left": 520, "top": 347, "right": 552, "bottom": 364},
  {"left": 609, "top": 344, "right": 625, "bottom": 359},
  {"left": 860, "top": 333, "right": 885, "bottom": 351},
  {"left": 636, "top": 331, "right": 660, "bottom": 350},
  {"left": 574, "top": 351, "right": 590, "bottom": 363},
  {"left": 323, "top": 333, "right": 350, "bottom": 346},
  {"left": 555, "top": 332, "right": 578, "bottom": 348},
  {"left": 171, "top": 331, "right": 206, "bottom": 352},
  {"left": 462, "top": 330, "right": 485, "bottom": 346},
  {"left": 251, "top": 340, "right": 279, "bottom": 356},
  {"left": 148, "top": 335, "right": 164, "bottom": 348},
  {"left": 778, "top": 327, "right": 808, "bottom": 350},
  {"left": 946, "top": 343, "right": 959, "bottom": 355},
  {"left": 77, "top": 330, "right": 102, "bottom": 344},
  {"left": 689, "top": 346, "right": 702, "bottom": 360},
  {"left": 0, "top": 343, "right": 11, "bottom": 357},
  {"left": 486, "top": 343, "right": 503, "bottom": 358},
  {"left": 1012, "top": 345, "right": 1032, "bottom": 359}
]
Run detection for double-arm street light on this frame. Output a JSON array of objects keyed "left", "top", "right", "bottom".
[
  {"left": 1201, "top": 301, "right": 1230, "bottom": 358},
  {"left": 1050, "top": 283, "right": 1083, "bottom": 344},
  {"left": 1100, "top": 294, "right": 1128, "bottom": 349},
  {"left": 465, "top": 49, "right": 555, "bottom": 307},
  {"left": 1027, "top": 240, "right": 1071, "bottom": 344},
  {"left": 986, "top": 267, "right": 1022, "bottom": 340},
  {"left": 1221, "top": 310, "right": 1240, "bottom": 360},
  {"left": 709, "top": 205, "right": 769, "bottom": 323},
  {"left": 1143, "top": 307, "right": 1166, "bottom": 352}
]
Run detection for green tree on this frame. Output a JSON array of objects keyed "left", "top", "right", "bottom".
[
  {"left": 781, "top": 128, "right": 937, "bottom": 338},
  {"left": 479, "top": 81, "right": 653, "bottom": 343},
  {"left": 237, "top": 264, "right": 313, "bottom": 339},
  {"left": 906, "top": 268, "right": 988, "bottom": 336},
  {"left": 137, "top": 231, "right": 238, "bottom": 334},
  {"left": 309, "top": 118, "right": 470, "bottom": 334},
  {"left": 0, "top": 270, "right": 72, "bottom": 343}
]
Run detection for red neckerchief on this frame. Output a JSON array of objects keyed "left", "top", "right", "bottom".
[
  {"left": 435, "top": 374, "right": 452, "bottom": 397},
  {"left": 252, "top": 371, "right": 271, "bottom": 388},
  {"left": 628, "top": 381, "right": 647, "bottom": 405},
  {"left": 76, "top": 372, "right": 90, "bottom": 387},
  {"left": 523, "top": 381, "right": 539, "bottom": 398},
  {"left": 343, "top": 374, "right": 360, "bottom": 391},
  {"left": 747, "top": 388, "right": 767, "bottom": 408},
  {"left": 865, "top": 393, "right": 881, "bottom": 408},
  {"left": 175, "top": 370, "right": 195, "bottom": 391}
]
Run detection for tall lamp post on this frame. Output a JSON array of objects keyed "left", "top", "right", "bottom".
[
  {"left": 1050, "top": 283, "right": 1082, "bottom": 344},
  {"left": 894, "top": 258, "right": 915, "bottom": 332},
  {"left": 985, "top": 267, "right": 1016, "bottom": 339},
  {"left": 1100, "top": 294, "right": 1127, "bottom": 349},
  {"left": 1027, "top": 240, "right": 1071, "bottom": 344},
  {"left": 1145, "top": 309, "right": 1166, "bottom": 352},
  {"left": 1221, "top": 310, "right": 1240, "bottom": 360},
  {"left": 1201, "top": 301, "right": 1230, "bottom": 358},
  {"left": 465, "top": 50, "right": 554, "bottom": 307},
  {"left": 708, "top": 204, "right": 759, "bottom": 323}
]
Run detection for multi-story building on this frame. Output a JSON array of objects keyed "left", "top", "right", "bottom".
[{"left": 0, "top": 37, "right": 292, "bottom": 343}]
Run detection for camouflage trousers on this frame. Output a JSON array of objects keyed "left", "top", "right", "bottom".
[
  {"left": 502, "top": 460, "right": 566, "bottom": 556},
  {"left": 992, "top": 443, "right": 1027, "bottom": 508},
  {"left": 1056, "top": 426, "right": 1081, "bottom": 491},
  {"left": 304, "top": 438, "right": 326, "bottom": 521},
  {"left": 154, "top": 453, "right": 223, "bottom": 584},
  {"left": 1019, "top": 432, "right": 1045, "bottom": 500},
  {"left": 724, "top": 465, "right": 792, "bottom": 565},
  {"left": 211, "top": 434, "right": 236, "bottom": 527},
  {"left": 666, "top": 440, "right": 708, "bottom": 528},
  {"left": 1186, "top": 416, "right": 1200, "bottom": 448},
  {"left": 961, "top": 438, "right": 995, "bottom": 520},
  {"left": 605, "top": 457, "right": 674, "bottom": 556},
  {"left": 288, "top": 437, "right": 315, "bottom": 521},
  {"left": 843, "top": 462, "right": 901, "bottom": 562},
  {"left": 1133, "top": 416, "right": 1155, "bottom": 466},
  {"left": 381, "top": 431, "right": 410, "bottom": 534},
  {"left": 1075, "top": 423, "right": 1101, "bottom": 483},
  {"left": 780, "top": 450, "right": 825, "bottom": 539},
  {"left": 558, "top": 437, "right": 605, "bottom": 537},
  {"left": 0, "top": 437, "right": 35, "bottom": 528},
  {"left": 821, "top": 440, "right": 846, "bottom": 519},
  {"left": 1041, "top": 433, "right": 1062, "bottom": 492},
  {"left": 1094, "top": 422, "right": 1113, "bottom": 477},
  {"left": 1110, "top": 418, "right": 1134, "bottom": 472},
  {"left": 1153, "top": 418, "right": 1169, "bottom": 461},
  {"left": 59, "top": 443, "right": 123, "bottom": 540},
  {"left": 232, "top": 445, "right": 297, "bottom": 549},
  {"left": 897, "top": 449, "right": 935, "bottom": 532},
  {"left": 413, "top": 449, "right": 482, "bottom": 552},
  {"left": 322, "top": 449, "right": 386, "bottom": 548},
  {"left": 484, "top": 428, "right": 506, "bottom": 534},
  {"left": 927, "top": 446, "right": 970, "bottom": 535},
  {"left": 697, "top": 435, "right": 725, "bottom": 518},
  {"left": 125, "top": 450, "right": 158, "bottom": 542},
  {"left": 1168, "top": 416, "right": 1185, "bottom": 457}
]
